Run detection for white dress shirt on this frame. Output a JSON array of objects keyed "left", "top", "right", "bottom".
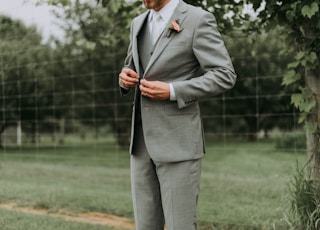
[
  {"left": 149, "top": 0, "right": 179, "bottom": 101},
  {"left": 149, "top": 0, "right": 180, "bottom": 39}
]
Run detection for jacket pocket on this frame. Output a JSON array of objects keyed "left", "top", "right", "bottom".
[{"left": 164, "top": 102, "right": 198, "bottom": 116}]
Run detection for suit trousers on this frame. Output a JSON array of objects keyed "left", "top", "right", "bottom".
[{"left": 131, "top": 123, "right": 202, "bottom": 230}]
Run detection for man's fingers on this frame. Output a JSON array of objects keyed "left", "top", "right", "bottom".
[
  {"left": 140, "top": 79, "right": 170, "bottom": 100},
  {"left": 123, "top": 68, "right": 139, "bottom": 79},
  {"left": 119, "top": 69, "right": 139, "bottom": 87},
  {"left": 120, "top": 72, "right": 139, "bottom": 82},
  {"left": 140, "top": 79, "right": 156, "bottom": 89},
  {"left": 140, "top": 81, "right": 159, "bottom": 99},
  {"left": 140, "top": 84, "right": 151, "bottom": 94}
]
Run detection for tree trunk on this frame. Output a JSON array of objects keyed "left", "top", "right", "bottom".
[
  {"left": 0, "top": 125, "right": 5, "bottom": 148},
  {"left": 17, "top": 120, "right": 22, "bottom": 146},
  {"left": 58, "top": 118, "right": 65, "bottom": 145},
  {"left": 113, "top": 121, "right": 130, "bottom": 149},
  {"left": 31, "top": 122, "right": 36, "bottom": 144},
  {"left": 305, "top": 70, "right": 320, "bottom": 180}
]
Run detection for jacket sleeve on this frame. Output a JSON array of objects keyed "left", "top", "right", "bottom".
[
  {"left": 119, "top": 21, "right": 136, "bottom": 96},
  {"left": 172, "top": 11, "right": 237, "bottom": 109}
]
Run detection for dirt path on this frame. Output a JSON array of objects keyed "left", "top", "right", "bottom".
[{"left": 0, "top": 202, "right": 135, "bottom": 229}]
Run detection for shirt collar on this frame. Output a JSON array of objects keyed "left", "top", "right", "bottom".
[{"left": 149, "top": 0, "right": 179, "bottom": 23}]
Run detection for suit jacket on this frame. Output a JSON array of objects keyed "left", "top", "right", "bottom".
[{"left": 121, "top": 0, "right": 237, "bottom": 162}]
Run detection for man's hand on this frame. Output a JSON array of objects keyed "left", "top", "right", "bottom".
[
  {"left": 140, "top": 79, "right": 170, "bottom": 100},
  {"left": 119, "top": 68, "right": 139, "bottom": 88}
]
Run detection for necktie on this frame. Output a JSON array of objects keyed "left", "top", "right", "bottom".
[{"left": 151, "top": 12, "right": 161, "bottom": 44}]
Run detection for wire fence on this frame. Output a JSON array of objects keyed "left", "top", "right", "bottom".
[{"left": 0, "top": 2, "right": 306, "bottom": 229}]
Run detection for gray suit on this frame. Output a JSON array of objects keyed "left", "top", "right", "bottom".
[{"left": 121, "top": 1, "right": 236, "bottom": 229}]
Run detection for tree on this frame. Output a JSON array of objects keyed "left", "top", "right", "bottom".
[
  {"left": 231, "top": 30, "right": 297, "bottom": 139},
  {"left": 38, "top": 0, "right": 142, "bottom": 147},
  {"left": 0, "top": 15, "right": 54, "bottom": 144},
  {"left": 201, "top": 30, "right": 296, "bottom": 141}
]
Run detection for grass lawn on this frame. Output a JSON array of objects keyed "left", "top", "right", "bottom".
[
  {"left": 0, "top": 209, "right": 121, "bottom": 230},
  {"left": 0, "top": 139, "right": 305, "bottom": 229}
]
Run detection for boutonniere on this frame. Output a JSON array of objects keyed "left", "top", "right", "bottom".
[{"left": 166, "top": 19, "right": 183, "bottom": 37}]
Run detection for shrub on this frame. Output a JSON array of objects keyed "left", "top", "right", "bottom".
[
  {"left": 275, "top": 131, "right": 306, "bottom": 152},
  {"left": 288, "top": 165, "right": 320, "bottom": 230}
]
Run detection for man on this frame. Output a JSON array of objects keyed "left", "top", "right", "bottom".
[{"left": 118, "top": 0, "right": 236, "bottom": 229}]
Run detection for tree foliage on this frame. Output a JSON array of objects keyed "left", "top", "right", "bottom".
[
  {"left": 0, "top": 15, "right": 54, "bottom": 143},
  {"left": 227, "top": 30, "right": 295, "bottom": 139},
  {"left": 41, "top": 0, "right": 143, "bottom": 146}
]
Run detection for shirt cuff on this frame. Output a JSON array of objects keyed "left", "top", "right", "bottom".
[{"left": 169, "top": 83, "right": 177, "bottom": 101}]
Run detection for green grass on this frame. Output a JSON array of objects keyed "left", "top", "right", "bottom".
[
  {"left": 0, "top": 139, "right": 305, "bottom": 229},
  {"left": 0, "top": 145, "right": 132, "bottom": 217},
  {"left": 199, "top": 141, "right": 303, "bottom": 229},
  {"left": 0, "top": 209, "right": 120, "bottom": 230}
]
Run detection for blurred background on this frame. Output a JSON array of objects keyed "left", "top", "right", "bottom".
[{"left": 0, "top": 0, "right": 319, "bottom": 229}]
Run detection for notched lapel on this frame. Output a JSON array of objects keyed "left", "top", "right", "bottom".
[
  {"left": 132, "top": 11, "right": 150, "bottom": 77},
  {"left": 143, "top": 2, "right": 188, "bottom": 77}
]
